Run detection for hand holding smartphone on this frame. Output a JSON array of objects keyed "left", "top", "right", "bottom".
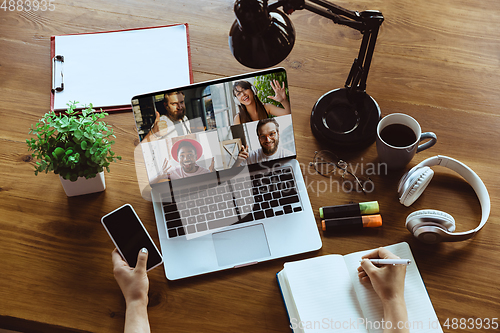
[{"left": 101, "top": 204, "right": 163, "bottom": 271}]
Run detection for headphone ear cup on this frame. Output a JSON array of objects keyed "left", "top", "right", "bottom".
[
  {"left": 234, "top": 96, "right": 241, "bottom": 106},
  {"left": 400, "top": 167, "right": 434, "bottom": 207},
  {"left": 252, "top": 85, "right": 257, "bottom": 95},
  {"left": 406, "top": 209, "right": 456, "bottom": 233}
]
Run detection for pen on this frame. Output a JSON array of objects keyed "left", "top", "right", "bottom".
[{"left": 360, "top": 259, "right": 411, "bottom": 265}]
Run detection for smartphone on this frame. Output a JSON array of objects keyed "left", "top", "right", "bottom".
[{"left": 101, "top": 204, "right": 163, "bottom": 271}]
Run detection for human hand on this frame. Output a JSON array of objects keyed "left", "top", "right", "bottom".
[
  {"left": 209, "top": 157, "right": 215, "bottom": 172},
  {"left": 237, "top": 145, "right": 249, "bottom": 161},
  {"left": 232, "top": 145, "right": 248, "bottom": 168},
  {"left": 357, "top": 247, "right": 406, "bottom": 304},
  {"left": 112, "top": 248, "right": 149, "bottom": 306},
  {"left": 150, "top": 111, "right": 161, "bottom": 134},
  {"left": 268, "top": 80, "right": 287, "bottom": 104},
  {"left": 161, "top": 158, "right": 172, "bottom": 177}
]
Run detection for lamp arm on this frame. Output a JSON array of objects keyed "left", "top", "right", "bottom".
[
  {"left": 346, "top": 13, "right": 382, "bottom": 93},
  {"left": 302, "top": 2, "right": 364, "bottom": 31},
  {"left": 306, "top": 0, "right": 361, "bottom": 25},
  {"left": 269, "top": 0, "right": 383, "bottom": 94}
]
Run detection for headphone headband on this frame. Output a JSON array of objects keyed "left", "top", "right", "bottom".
[{"left": 400, "top": 155, "right": 490, "bottom": 241}]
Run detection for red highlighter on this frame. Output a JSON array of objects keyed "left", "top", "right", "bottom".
[{"left": 321, "top": 214, "right": 382, "bottom": 232}]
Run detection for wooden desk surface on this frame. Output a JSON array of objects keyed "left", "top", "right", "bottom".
[{"left": 1, "top": 0, "right": 499, "bottom": 332}]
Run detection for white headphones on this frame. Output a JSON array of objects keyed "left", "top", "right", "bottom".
[{"left": 398, "top": 155, "right": 490, "bottom": 244}]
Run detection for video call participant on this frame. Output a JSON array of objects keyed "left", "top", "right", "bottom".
[
  {"left": 142, "top": 91, "right": 203, "bottom": 142},
  {"left": 234, "top": 118, "right": 293, "bottom": 167},
  {"left": 111, "top": 247, "right": 409, "bottom": 333},
  {"left": 156, "top": 138, "right": 214, "bottom": 181},
  {"left": 232, "top": 79, "right": 291, "bottom": 125}
]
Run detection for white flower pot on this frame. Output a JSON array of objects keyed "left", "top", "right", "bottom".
[{"left": 60, "top": 171, "right": 106, "bottom": 197}]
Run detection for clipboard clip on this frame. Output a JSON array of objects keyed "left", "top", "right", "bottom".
[{"left": 52, "top": 55, "right": 64, "bottom": 93}]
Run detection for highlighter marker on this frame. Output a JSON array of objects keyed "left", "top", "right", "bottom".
[
  {"left": 321, "top": 214, "right": 382, "bottom": 232},
  {"left": 319, "top": 201, "right": 379, "bottom": 219}
]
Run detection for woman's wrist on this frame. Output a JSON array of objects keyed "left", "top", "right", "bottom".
[
  {"left": 382, "top": 297, "right": 409, "bottom": 332},
  {"left": 280, "top": 98, "right": 290, "bottom": 107},
  {"left": 124, "top": 299, "right": 151, "bottom": 333},
  {"left": 382, "top": 296, "right": 406, "bottom": 312},
  {"left": 125, "top": 294, "right": 149, "bottom": 308}
]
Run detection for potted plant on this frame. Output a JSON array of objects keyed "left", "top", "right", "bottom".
[{"left": 26, "top": 101, "right": 121, "bottom": 196}]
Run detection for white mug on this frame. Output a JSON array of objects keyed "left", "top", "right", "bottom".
[{"left": 376, "top": 113, "right": 437, "bottom": 170}]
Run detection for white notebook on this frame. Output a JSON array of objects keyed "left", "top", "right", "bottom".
[{"left": 277, "top": 242, "right": 443, "bottom": 333}]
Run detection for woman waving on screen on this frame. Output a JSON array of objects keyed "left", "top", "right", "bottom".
[{"left": 232, "top": 79, "right": 291, "bottom": 125}]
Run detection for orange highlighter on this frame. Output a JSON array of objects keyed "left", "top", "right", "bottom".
[{"left": 322, "top": 214, "right": 382, "bottom": 232}]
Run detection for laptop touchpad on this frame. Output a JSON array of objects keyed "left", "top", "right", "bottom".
[{"left": 213, "top": 224, "right": 271, "bottom": 267}]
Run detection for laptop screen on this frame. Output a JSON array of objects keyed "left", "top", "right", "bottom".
[{"left": 131, "top": 68, "right": 296, "bottom": 185}]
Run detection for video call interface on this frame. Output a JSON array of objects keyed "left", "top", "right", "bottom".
[{"left": 131, "top": 69, "right": 296, "bottom": 184}]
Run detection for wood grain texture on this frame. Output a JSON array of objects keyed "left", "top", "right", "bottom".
[{"left": 0, "top": 0, "right": 499, "bottom": 332}]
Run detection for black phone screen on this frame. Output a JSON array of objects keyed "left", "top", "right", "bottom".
[{"left": 102, "top": 205, "right": 162, "bottom": 270}]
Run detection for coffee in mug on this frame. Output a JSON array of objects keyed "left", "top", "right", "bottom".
[{"left": 379, "top": 124, "right": 417, "bottom": 147}]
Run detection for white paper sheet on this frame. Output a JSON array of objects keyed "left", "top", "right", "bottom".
[{"left": 52, "top": 24, "right": 191, "bottom": 110}]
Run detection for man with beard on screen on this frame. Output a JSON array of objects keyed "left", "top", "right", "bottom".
[
  {"left": 234, "top": 118, "right": 293, "bottom": 167},
  {"left": 142, "top": 91, "right": 203, "bottom": 142}
]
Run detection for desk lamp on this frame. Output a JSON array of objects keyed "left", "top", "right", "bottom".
[{"left": 229, "top": 0, "right": 384, "bottom": 149}]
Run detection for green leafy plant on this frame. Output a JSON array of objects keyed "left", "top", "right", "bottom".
[{"left": 26, "top": 101, "right": 121, "bottom": 181}]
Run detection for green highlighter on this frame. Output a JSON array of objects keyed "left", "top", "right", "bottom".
[{"left": 319, "top": 201, "right": 379, "bottom": 219}]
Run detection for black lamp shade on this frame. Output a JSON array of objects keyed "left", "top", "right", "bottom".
[{"left": 229, "top": 1, "right": 295, "bottom": 69}]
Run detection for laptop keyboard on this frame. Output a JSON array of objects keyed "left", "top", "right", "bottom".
[{"left": 162, "top": 166, "right": 303, "bottom": 238}]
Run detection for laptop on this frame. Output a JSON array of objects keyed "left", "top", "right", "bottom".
[{"left": 131, "top": 67, "right": 322, "bottom": 280}]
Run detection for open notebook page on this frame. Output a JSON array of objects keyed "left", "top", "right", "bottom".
[
  {"left": 343, "top": 242, "right": 443, "bottom": 333},
  {"left": 283, "top": 255, "right": 367, "bottom": 333}
]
